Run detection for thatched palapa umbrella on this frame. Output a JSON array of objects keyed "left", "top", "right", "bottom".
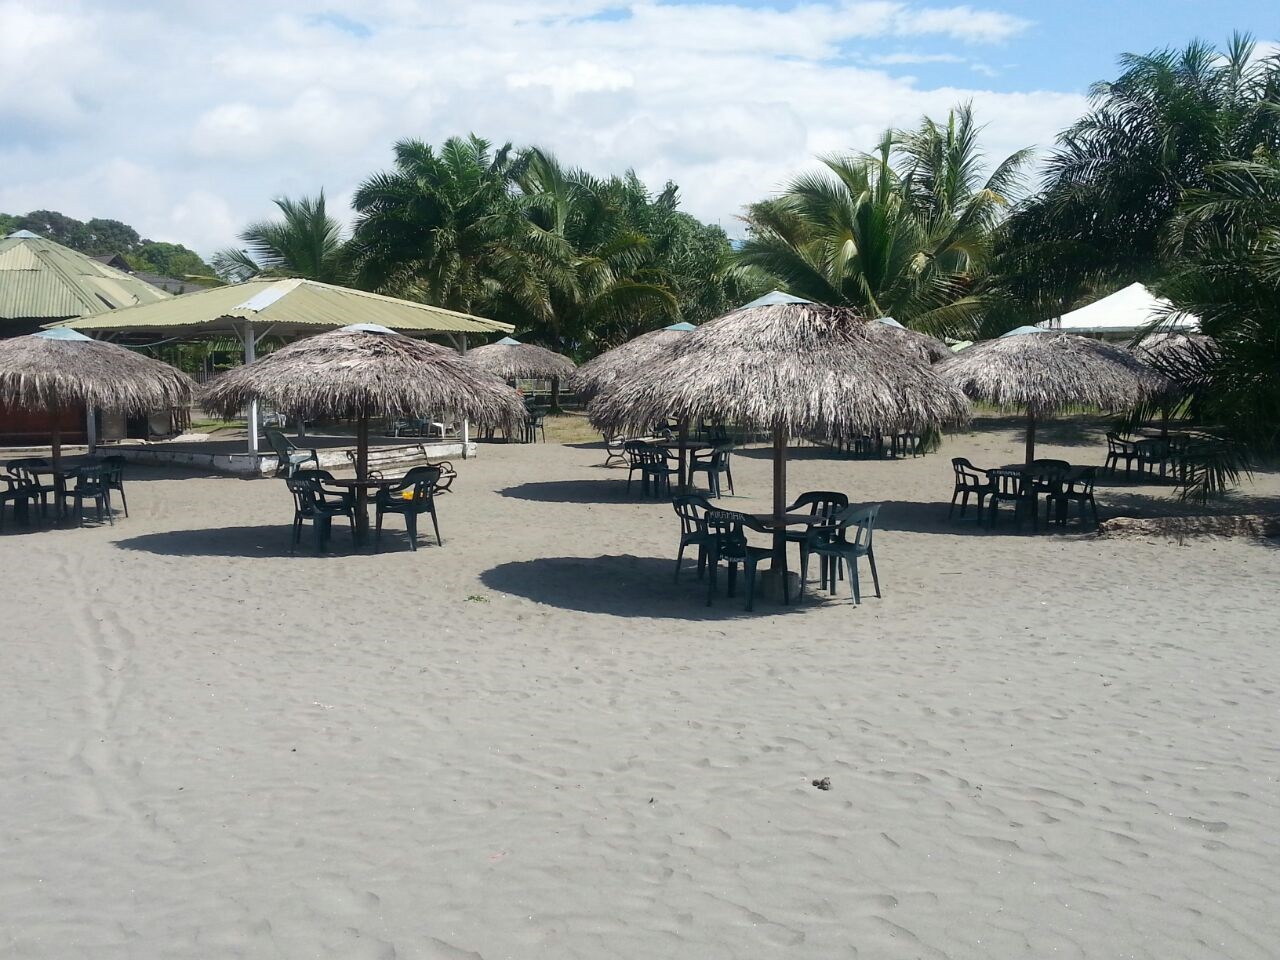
[
  {"left": 570, "top": 322, "right": 695, "bottom": 401},
  {"left": 871, "top": 316, "right": 952, "bottom": 363},
  {"left": 1135, "top": 331, "right": 1215, "bottom": 367},
  {"left": 465, "top": 336, "right": 576, "bottom": 408},
  {"left": 0, "top": 328, "right": 193, "bottom": 471},
  {"left": 1135, "top": 332, "right": 1217, "bottom": 437},
  {"left": 589, "top": 302, "right": 970, "bottom": 565},
  {"left": 201, "top": 323, "right": 525, "bottom": 486},
  {"left": 465, "top": 336, "right": 576, "bottom": 381},
  {"left": 935, "top": 328, "right": 1164, "bottom": 463},
  {"left": 745, "top": 292, "right": 953, "bottom": 363}
]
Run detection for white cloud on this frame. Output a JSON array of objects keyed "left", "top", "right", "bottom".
[
  {"left": 870, "top": 52, "right": 967, "bottom": 65},
  {"left": 0, "top": 0, "right": 1083, "bottom": 256},
  {"left": 900, "top": 5, "right": 1029, "bottom": 42}
]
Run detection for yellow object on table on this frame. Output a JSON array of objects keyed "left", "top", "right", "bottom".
[{"left": 401, "top": 489, "right": 415, "bottom": 500}]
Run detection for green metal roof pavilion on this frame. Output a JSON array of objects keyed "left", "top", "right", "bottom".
[
  {"left": 0, "top": 230, "right": 169, "bottom": 332},
  {"left": 56, "top": 277, "right": 514, "bottom": 456},
  {"left": 58, "top": 276, "right": 514, "bottom": 338}
]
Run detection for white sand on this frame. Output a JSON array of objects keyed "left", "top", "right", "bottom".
[{"left": 2, "top": 418, "right": 1278, "bottom": 959}]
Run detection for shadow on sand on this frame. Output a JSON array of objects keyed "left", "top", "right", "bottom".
[
  {"left": 499, "top": 478, "right": 643, "bottom": 503},
  {"left": 113, "top": 523, "right": 361, "bottom": 558},
  {"left": 481, "top": 554, "right": 813, "bottom": 619},
  {"left": 867, "top": 499, "right": 1098, "bottom": 536}
]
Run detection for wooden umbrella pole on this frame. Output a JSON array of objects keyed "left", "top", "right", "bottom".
[
  {"left": 356, "top": 414, "right": 369, "bottom": 480},
  {"left": 355, "top": 413, "right": 371, "bottom": 544},
  {"left": 772, "top": 425, "right": 787, "bottom": 519},
  {"left": 678, "top": 419, "right": 690, "bottom": 493},
  {"left": 1024, "top": 410, "right": 1037, "bottom": 465},
  {"left": 49, "top": 410, "right": 62, "bottom": 473},
  {"left": 772, "top": 425, "right": 787, "bottom": 564},
  {"left": 49, "top": 386, "right": 62, "bottom": 473}
]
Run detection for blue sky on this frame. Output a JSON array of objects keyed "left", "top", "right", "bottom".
[
  {"left": 1, "top": 1, "right": 1275, "bottom": 253},
  {"left": 888, "top": 0, "right": 1276, "bottom": 91}
]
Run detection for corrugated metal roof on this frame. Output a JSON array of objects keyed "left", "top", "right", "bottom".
[
  {"left": 0, "top": 232, "right": 170, "bottom": 321},
  {"left": 59, "top": 277, "right": 514, "bottom": 336}
]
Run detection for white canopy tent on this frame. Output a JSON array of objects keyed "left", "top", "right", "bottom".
[{"left": 1039, "top": 283, "right": 1199, "bottom": 339}]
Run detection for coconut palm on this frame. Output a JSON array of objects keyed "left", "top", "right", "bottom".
[
  {"left": 896, "top": 102, "right": 1032, "bottom": 247},
  {"left": 1002, "top": 34, "right": 1280, "bottom": 305},
  {"left": 1145, "top": 155, "right": 1280, "bottom": 496},
  {"left": 349, "top": 135, "right": 547, "bottom": 315},
  {"left": 737, "top": 107, "right": 1029, "bottom": 338},
  {"left": 496, "top": 149, "right": 677, "bottom": 354},
  {"left": 212, "top": 192, "right": 348, "bottom": 283}
]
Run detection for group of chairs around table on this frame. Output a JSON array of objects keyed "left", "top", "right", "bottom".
[
  {"left": 672, "top": 491, "right": 882, "bottom": 611},
  {"left": 624, "top": 440, "right": 735, "bottom": 499},
  {"left": 284, "top": 466, "right": 445, "bottom": 554},
  {"left": 1103, "top": 432, "right": 1201, "bottom": 482},
  {"left": 1, "top": 455, "right": 129, "bottom": 530},
  {"left": 949, "top": 458, "right": 1098, "bottom": 532}
]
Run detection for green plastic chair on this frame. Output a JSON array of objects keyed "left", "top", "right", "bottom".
[
  {"left": 265, "top": 428, "right": 319, "bottom": 478},
  {"left": 786, "top": 490, "right": 849, "bottom": 585},
  {"left": 100, "top": 455, "right": 129, "bottom": 518},
  {"left": 375, "top": 466, "right": 443, "bottom": 551},
  {"left": 688, "top": 444, "right": 735, "bottom": 497},
  {"left": 703, "top": 509, "right": 773, "bottom": 611},
  {"left": 60, "top": 463, "right": 113, "bottom": 527},
  {"left": 800, "top": 504, "right": 881, "bottom": 605},
  {"left": 293, "top": 469, "right": 356, "bottom": 510},
  {"left": 1046, "top": 467, "right": 1100, "bottom": 528},
  {"left": 1103, "top": 433, "right": 1140, "bottom": 479},
  {"left": 6, "top": 458, "right": 55, "bottom": 518},
  {"left": 985, "top": 468, "right": 1034, "bottom": 532},
  {"left": 1, "top": 469, "right": 38, "bottom": 529},
  {"left": 285, "top": 476, "right": 354, "bottom": 553},
  {"left": 948, "top": 458, "right": 991, "bottom": 521},
  {"left": 671, "top": 494, "right": 715, "bottom": 582}
]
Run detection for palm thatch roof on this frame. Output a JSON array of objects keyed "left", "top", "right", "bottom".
[
  {"left": 1135, "top": 332, "right": 1218, "bottom": 408},
  {"left": 1135, "top": 331, "right": 1216, "bottom": 366},
  {"left": 570, "top": 323, "right": 694, "bottom": 400},
  {"left": 588, "top": 303, "right": 970, "bottom": 438},
  {"left": 0, "top": 328, "right": 193, "bottom": 412},
  {"left": 934, "top": 329, "right": 1165, "bottom": 415},
  {"left": 200, "top": 324, "right": 525, "bottom": 429},
  {"left": 465, "top": 337, "right": 576, "bottom": 381},
  {"left": 742, "top": 293, "right": 952, "bottom": 362},
  {"left": 869, "top": 317, "right": 952, "bottom": 363}
]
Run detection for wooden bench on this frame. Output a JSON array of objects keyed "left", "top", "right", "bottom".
[{"left": 345, "top": 445, "right": 458, "bottom": 493}]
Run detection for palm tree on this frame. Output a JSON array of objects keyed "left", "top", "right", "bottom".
[
  {"left": 349, "top": 135, "right": 543, "bottom": 314},
  {"left": 737, "top": 109, "right": 1028, "bottom": 337},
  {"left": 212, "top": 192, "right": 348, "bottom": 283},
  {"left": 1003, "top": 34, "right": 1280, "bottom": 306},
  {"left": 499, "top": 149, "right": 677, "bottom": 354},
  {"left": 1143, "top": 155, "right": 1280, "bottom": 497},
  {"left": 896, "top": 103, "right": 1032, "bottom": 247}
]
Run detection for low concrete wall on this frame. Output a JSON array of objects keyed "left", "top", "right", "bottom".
[{"left": 113, "top": 439, "right": 476, "bottom": 476}]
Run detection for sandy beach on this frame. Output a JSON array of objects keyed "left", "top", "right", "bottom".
[{"left": 2, "top": 416, "right": 1278, "bottom": 959}]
